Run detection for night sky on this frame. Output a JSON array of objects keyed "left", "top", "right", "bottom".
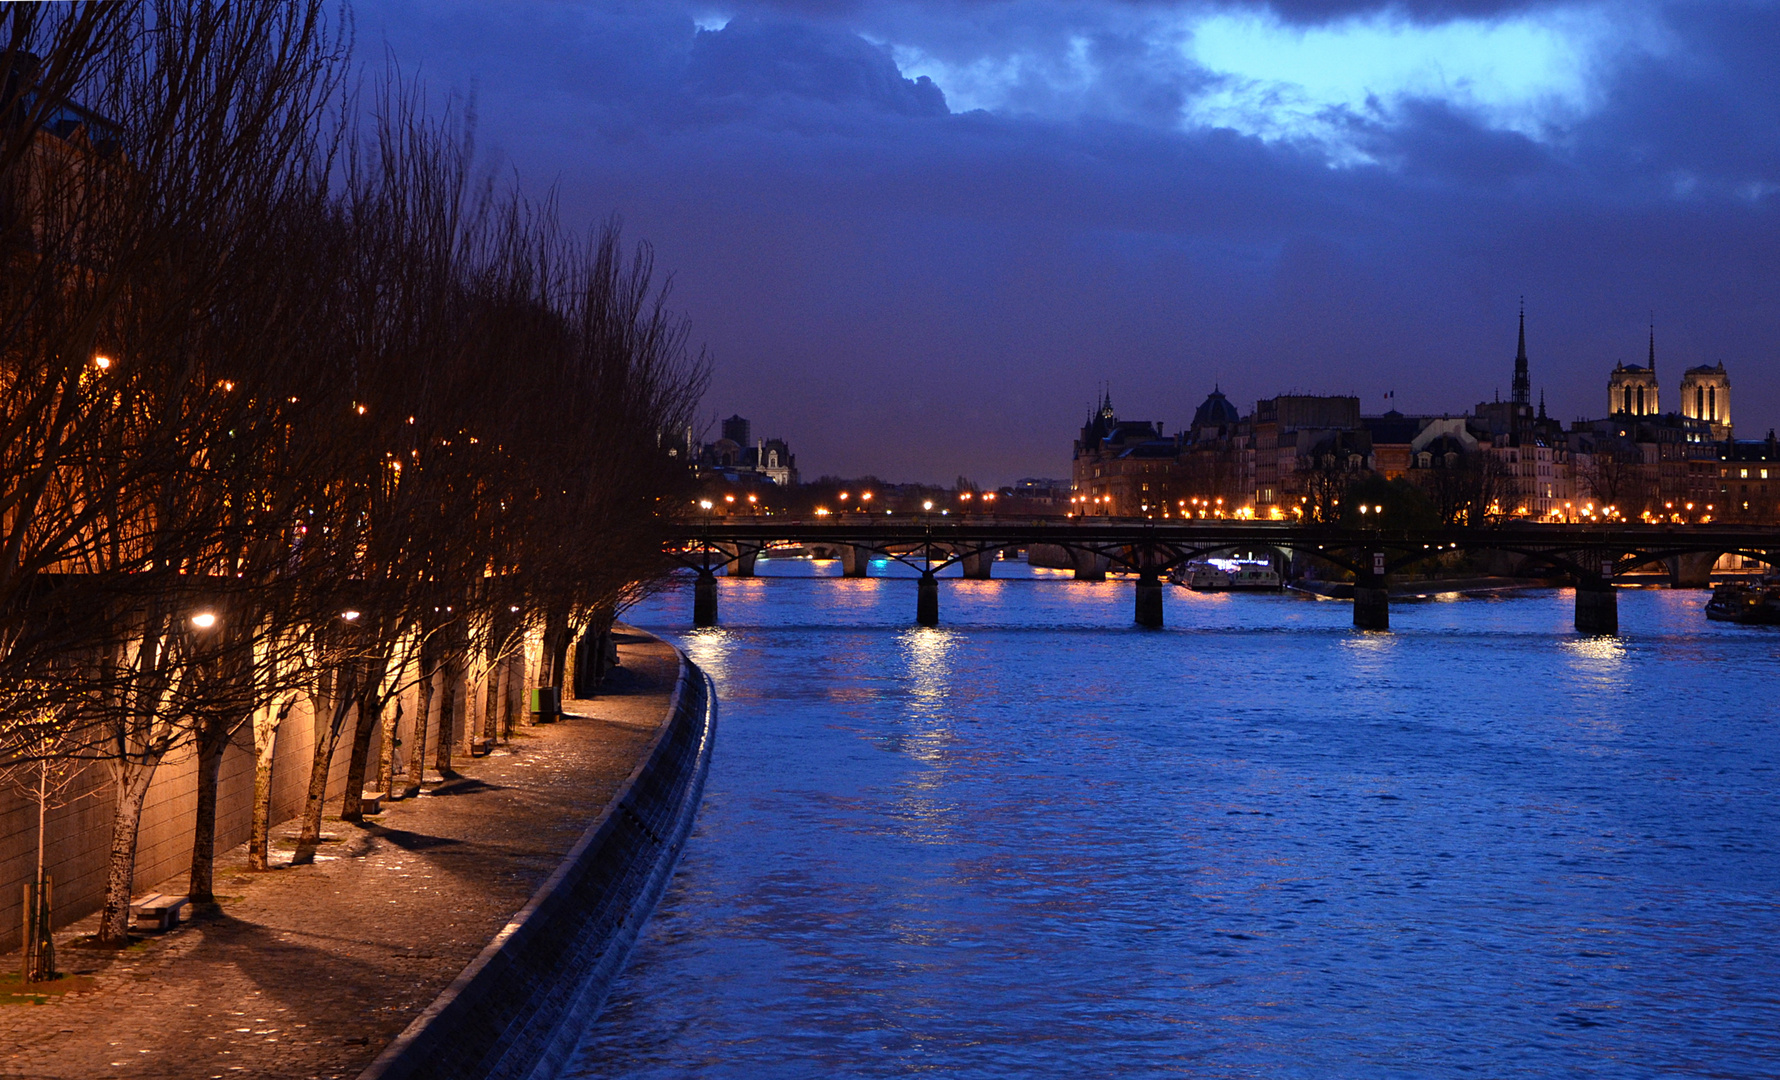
[{"left": 353, "top": 0, "right": 1780, "bottom": 485}]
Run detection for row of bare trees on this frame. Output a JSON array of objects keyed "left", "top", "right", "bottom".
[{"left": 0, "top": 2, "right": 704, "bottom": 955}]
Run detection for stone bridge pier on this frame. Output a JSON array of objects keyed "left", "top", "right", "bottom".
[
  {"left": 1353, "top": 551, "right": 1389, "bottom": 630},
  {"left": 1575, "top": 557, "right": 1619, "bottom": 634},
  {"left": 693, "top": 568, "right": 718, "bottom": 627},
  {"left": 717, "top": 542, "right": 758, "bottom": 577},
  {"left": 1135, "top": 571, "right": 1164, "bottom": 628},
  {"left": 1073, "top": 550, "right": 1109, "bottom": 581},
  {"left": 1667, "top": 551, "right": 1717, "bottom": 588},
  {"left": 960, "top": 548, "right": 995, "bottom": 580},
  {"left": 841, "top": 545, "right": 872, "bottom": 578},
  {"left": 916, "top": 572, "right": 939, "bottom": 626}
]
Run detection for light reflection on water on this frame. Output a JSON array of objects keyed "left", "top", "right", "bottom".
[{"left": 568, "top": 560, "right": 1780, "bottom": 1079}]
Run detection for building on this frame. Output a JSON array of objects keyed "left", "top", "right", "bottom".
[
  {"left": 1609, "top": 327, "right": 1662, "bottom": 417},
  {"left": 690, "top": 415, "right": 799, "bottom": 486},
  {"left": 1071, "top": 392, "right": 1179, "bottom": 515},
  {"left": 1253, "top": 394, "right": 1361, "bottom": 512},
  {"left": 1680, "top": 363, "right": 1732, "bottom": 440}
]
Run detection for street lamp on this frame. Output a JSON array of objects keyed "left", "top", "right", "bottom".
[{"left": 189, "top": 612, "right": 218, "bottom": 630}]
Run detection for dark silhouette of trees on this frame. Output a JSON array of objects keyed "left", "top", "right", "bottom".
[{"left": 0, "top": 1, "right": 706, "bottom": 947}]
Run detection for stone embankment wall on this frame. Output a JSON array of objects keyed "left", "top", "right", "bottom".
[
  {"left": 358, "top": 650, "right": 716, "bottom": 1080},
  {"left": 0, "top": 646, "right": 539, "bottom": 953}
]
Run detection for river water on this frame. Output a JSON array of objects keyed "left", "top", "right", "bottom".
[{"left": 567, "top": 558, "right": 1780, "bottom": 1079}]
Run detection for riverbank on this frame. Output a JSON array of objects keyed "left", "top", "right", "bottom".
[{"left": 0, "top": 631, "right": 683, "bottom": 1080}]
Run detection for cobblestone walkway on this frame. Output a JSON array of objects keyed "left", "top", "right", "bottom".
[{"left": 0, "top": 633, "right": 680, "bottom": 1080}]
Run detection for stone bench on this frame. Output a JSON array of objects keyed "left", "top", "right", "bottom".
[{"left": 130, "top": 892, "right": 187, "bottom": 933}]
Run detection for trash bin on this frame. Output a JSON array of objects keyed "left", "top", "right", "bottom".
[{"left": 529, "top": 686, "right": 560, "bottom": 722}]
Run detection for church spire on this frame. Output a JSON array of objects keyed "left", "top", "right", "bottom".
[
  {"left": 1648, "top": 317, "right": 1656, "bottom": 374},
  {"left": 1512, "top": 298, "right": 1531, "bottom": 408}
]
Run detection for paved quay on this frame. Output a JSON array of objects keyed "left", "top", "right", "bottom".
[{"left": 0, "top": 632, "right": 681, "bottom": 1080}]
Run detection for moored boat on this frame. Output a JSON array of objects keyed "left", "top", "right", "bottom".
[
  {"left": 1181, "top": 559, "right": 1282, "bottom": 591},
  {"left": 1705, "top": 582, "right": 1780, "bottom": 624}
]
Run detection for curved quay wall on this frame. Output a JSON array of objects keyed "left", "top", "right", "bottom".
[{"left": 359, "top": 646, "right": 717, "bottom": 1080}]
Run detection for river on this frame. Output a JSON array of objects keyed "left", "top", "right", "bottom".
[{"left": 567, "top": 557, "right": 1780, "bottom": 1079}]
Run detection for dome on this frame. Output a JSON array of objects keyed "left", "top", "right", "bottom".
[{"left": 1192, "top": 388, "right": 1240, "bottom": 429}]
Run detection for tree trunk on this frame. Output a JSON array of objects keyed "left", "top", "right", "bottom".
[
  {"left": 503, "top": 652, "right": 522, "bottom": 739},
  {"left": 434, "top": 651, "right": 461, "bottom": 775},
  {"left": 186, "top": 712, "right": 230, "bottom": 908},
  {"left": 541, "top": 608, "right": 571, "bottom": 692},
  {"left": 293, "top": 668, "right": 355, "bottom": 866},
  {"left": 406, "top": 662, "right": 433, "bottom": 796},
  {"left": 97, "top": 765, "right": 155, "bottom": 946},
  {"left": 378, "top": 699, "right": 402, "bottom": 797},
  {"left": 341, "top": 660, "right": 386, "bottom": 822},
  {"left": 483, "top": 641, "right": 501, "bottom": 742},
  {"left": 247, "top": 700, "right": 287, "bottom": 871}
]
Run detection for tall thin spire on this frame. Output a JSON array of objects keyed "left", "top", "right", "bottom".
[
  {"left": 1512, "top": 298, "right": 1531, "bottom": 407},
  {"left": 1648, "top": 316, "right": 1656, "bottom": 374}
]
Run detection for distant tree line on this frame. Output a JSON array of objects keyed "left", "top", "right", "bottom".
[{"left": 0, "top": 1, "right": 705, "bottom": 955}]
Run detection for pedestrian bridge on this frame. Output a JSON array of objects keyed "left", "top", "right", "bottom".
[{"left": 665, "top": 517, "right": 1780, "bottom": 634}]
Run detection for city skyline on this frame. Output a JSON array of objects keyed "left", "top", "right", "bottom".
[{"left": 353, "top": 0, "right": 1778, "bottom": 485}]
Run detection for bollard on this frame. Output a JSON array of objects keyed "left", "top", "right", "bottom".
[
  {"left": 1135, "top": 572, "right": 1164, "bottom": 628},
  {"left": 916, "top": 572, "right": 939, "bottom": 626},
  {"left": 693, "top": 569, "right": 718, "bottom": 627}
]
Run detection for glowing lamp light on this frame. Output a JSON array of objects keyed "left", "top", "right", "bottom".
[
  {"left": 922, "top": 500, "right": 934, "bottom": 511},
  {"left": 747, "top": 494, "right": 758, "bottom": 503},
  {"left": 699, "top": 500, "right": 713, "bottom": 510},
  {"left": 815, "top": 507, "right": 831, "bottom": 516},
  {"left": 189, "top": 612, "right": 218, "bottom": 630},
  {"left": 92, "top": 355, "right": 111, "bottom": 370},
  {"left": 341, "top": 610, "right": 361, "bottom": 622},
  {"left": 861, "top": 492, "right": 873, "bottom": 501},
  {"left": 724, "top": 494, "right": 735, "bottom": 503},
  {"left": 839, "top": 492, "right": 849, "bottom": 501}
]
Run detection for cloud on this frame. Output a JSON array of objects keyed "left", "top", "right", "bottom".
[
  {"left": 687, "top": 17, "right": 948, "bottom": 118},
  {"left": 350, "top": 0, "right": 1780, "bottom": 483}
]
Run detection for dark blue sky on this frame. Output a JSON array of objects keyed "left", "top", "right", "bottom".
[{"left": 354, "top": 0, "right": 1779, "bottom": 484}]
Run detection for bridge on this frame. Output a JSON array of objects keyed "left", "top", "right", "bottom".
[{"left": 665, "top": 517, "right": 1780, "bottom": 634}]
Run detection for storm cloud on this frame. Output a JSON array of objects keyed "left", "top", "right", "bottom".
[{"left": 353, "top": 0, "right": 1779, "bottom": 484}]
